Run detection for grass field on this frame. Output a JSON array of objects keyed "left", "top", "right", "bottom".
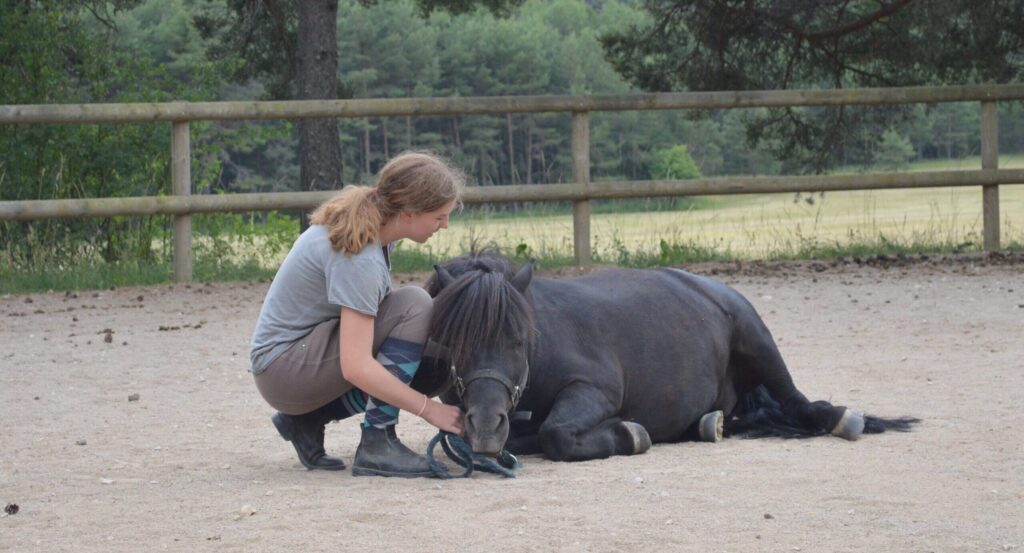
[{"left": 405, "top": 156, "right": 1024, "bottom": 263}]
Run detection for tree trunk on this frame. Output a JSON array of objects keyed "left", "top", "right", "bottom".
[
  {"left": 478, "top": 149, "right": 486, "bottom": 186},
  {"left": 405, "top": 85, "right": 414, "bottom": 148},
  {"left": 946, "top": 119, "right": 953, "bottom": 159},
  {"left": 538, "top": 130, "right": 547, "bottom": 183},
  {"left": 363, "top": 125, "right": 371, "bottom": 179},
  {"left": 297, "top": 0, "right": 342, "bottom": 231},
  {"left": 506, "top": 113, "right": 516, "bottom": 184},
  {"left": 526, "top": 116, "right": 533, "bottom": 184},
  {"left": 381, "top": 119, "right": 390, "bottom": 160}
]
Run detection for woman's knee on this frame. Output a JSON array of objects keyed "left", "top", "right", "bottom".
[
  {"left": 389, "top": 286, "right": 433, "bottom": 318},
  {"left": 380, "top": 286, "right": 433, "bottom": 343}
]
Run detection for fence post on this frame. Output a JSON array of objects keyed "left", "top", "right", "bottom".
[
  {"left": 980, "top": 102, "right": 1000, "bottom": 252},
  {"left": 172, "top": 121, "right": 193, "bottom": 282},
  {"left": 571, "top": 111, "right": 591, "bottom": 266}
]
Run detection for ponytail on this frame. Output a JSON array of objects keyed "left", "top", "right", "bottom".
[
  {"left": 309, "top": 151, "right": 464, "bottom": 254},
  {"left": 309, "top": 187, "right": 385, "bottom": 254}
]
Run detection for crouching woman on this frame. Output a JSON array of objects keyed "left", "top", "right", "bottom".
[{"left": 249, "top": 151, "right": 464, "bottom": 477}]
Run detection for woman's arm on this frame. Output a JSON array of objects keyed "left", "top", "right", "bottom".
[{"left": 339, "top": 307, "right": 463, "bottom": 434}]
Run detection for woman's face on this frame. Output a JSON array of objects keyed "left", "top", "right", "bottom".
[{"left": 402, "top": 200, "right": 456, "bottom": 243}]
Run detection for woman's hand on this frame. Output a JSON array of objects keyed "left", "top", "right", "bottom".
[{"left": 420, "top": 399, "right": 464, "bottom": 435}]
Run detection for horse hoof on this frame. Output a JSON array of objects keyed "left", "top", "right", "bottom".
[
  {"left": 699, "top": 410, "right": 724, "bottom": 442},
  {"left": 621, "top": 421, "right": 652, "bottom": 454},
  {"left": 831, "top": 408, "right": 865, "bottom": 441}
]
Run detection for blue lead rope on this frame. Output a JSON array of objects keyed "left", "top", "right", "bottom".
[{"left": 426, "top": 431, "right": 521, "bottom": 479}]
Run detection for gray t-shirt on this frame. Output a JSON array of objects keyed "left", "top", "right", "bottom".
[{"left": 249, "top": 225, "right": 392, "bottom": 374}]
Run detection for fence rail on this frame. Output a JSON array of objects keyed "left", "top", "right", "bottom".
[
  {"left": 3, "top": 83, "right": 1023, "bottom": 280},
  {"left": 4, "top": 84, "right": 1024, "bottom": 124},
  {"left": 3, "top": 169, "right": 1023, "bottom": 219}
]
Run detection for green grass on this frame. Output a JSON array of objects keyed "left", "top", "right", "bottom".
[
  {"left": 0, "top": 258, "right": 280, "bottom": 295},
  {"left": 5, "top": 229, "right": 1020, "bottom": 295}
]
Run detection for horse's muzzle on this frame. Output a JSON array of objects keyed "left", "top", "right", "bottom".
[{"left": 464, "top": 407, "right": 509, "bottom": 455}]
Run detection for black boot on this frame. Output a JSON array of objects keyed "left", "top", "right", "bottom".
[
  {"left": 271, "top": 410, "right": 347, "bottom": 471},
  {"left": 352, "top": 425, "right": 434, "bottom": 478}
]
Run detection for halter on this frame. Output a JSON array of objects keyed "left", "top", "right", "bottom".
[
  {"left": 430, "top": 366, "right": 530, "bottom": 479},
  {"left": 450, "top": 363, "right": 528, "bottom": 410}
]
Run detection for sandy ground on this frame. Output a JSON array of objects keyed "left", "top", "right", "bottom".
[{"left": 1, "top": 254, "right": 1022, "bottom": 552}]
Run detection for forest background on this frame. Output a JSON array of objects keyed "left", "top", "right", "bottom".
[{"left": 2, "top": 0, "right": 1023, "bottom": 292}]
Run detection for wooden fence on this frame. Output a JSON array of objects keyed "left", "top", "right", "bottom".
[{"left": 2, "top": 84, "right": 1024, "bottom": 281}]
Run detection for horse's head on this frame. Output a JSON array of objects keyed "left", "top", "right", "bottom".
[{"left": 428, "top": 254, "right": 534, "bottom": 455}]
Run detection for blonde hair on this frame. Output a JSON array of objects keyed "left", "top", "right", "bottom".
[{"left": 310, "top": 151, "right": 465, "bottom": 254}]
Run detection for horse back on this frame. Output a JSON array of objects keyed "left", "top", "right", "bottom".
[{"left": 532, "top": 267, "right": 747, "bottom": 324}]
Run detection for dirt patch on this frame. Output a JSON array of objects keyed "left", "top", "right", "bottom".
[{"left": 1, "top": 257, "right": 1022, "bottom": 552}]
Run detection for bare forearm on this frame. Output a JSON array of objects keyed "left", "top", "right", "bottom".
[{"left": 337, "top": 307, "right": 461, "bottom": 433}]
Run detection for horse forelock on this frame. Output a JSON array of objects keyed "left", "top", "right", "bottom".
[
  {"left": 428, "top": 268, "right": 534, "bottom": 372},
  {"left": 426, "top": 251, "right": 516, "bottom": 296}
]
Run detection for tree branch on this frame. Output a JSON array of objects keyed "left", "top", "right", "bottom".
[{"left": 762, "top": 0, "right": 918, "bottom": 44}]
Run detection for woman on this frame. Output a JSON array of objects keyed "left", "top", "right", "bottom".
[{"left": 249, "top": 151, "right": 464, "bottom": 478}]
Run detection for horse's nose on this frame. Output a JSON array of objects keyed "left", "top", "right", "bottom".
[
  {"left": 466, "top": 409, "right": 508, "bottom": 435},
  {"left": 465, "top": 409, "right": 509, "bottom": 454}
]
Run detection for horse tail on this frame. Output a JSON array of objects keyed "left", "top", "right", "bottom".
[
  {"left": 861, "top": 413, "right": 920, "bottom": 434},
  {"left": 724, "top": 385, "right": 919, "bottom": 439},
  {"left": 724, "top": 385, "right": 822, "bottom": 438}
]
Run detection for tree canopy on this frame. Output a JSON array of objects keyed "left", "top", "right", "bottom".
[{"left": 601, "top": 0, "right": 1024, "bottom": 171}]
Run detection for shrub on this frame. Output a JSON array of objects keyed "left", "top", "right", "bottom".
[{"left": 651, "top": 145, "right": 702, "bottom": 180}]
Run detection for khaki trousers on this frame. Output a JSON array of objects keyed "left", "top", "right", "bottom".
[{"left": 253, "top": 286, "right": 431, "bottom": 415}]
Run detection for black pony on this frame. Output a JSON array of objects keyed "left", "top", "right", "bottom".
[{"left": 417, "top": 252, "right": 916, "bottom": 461}]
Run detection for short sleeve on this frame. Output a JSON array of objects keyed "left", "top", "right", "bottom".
[{"left": 323, "top": 250, "right": 389, "bottom": 316}]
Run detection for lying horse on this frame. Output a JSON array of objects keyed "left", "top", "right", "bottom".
[{"left": 418, "top": 252, "right": 916, "bottom": 461}]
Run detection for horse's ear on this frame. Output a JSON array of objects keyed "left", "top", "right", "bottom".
[
  {"left": 510, "top": 259, "right": 534, "bottom": 294},
  {"left": 434, "top": 264, "right": 455, "bottom": 290}
]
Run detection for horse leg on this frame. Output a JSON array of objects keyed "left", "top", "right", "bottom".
[
  {"left": 732, "top": 314, "right": 864, "bottom": 440},
  {"left": 537, "top": 382, "right": 651, "bottom": 462},
  {"left": 503, "top": 434, "right": 542, "bottom": 455},
  {"left": 499, "top": 416, "right": 543, "bottom": 454}
]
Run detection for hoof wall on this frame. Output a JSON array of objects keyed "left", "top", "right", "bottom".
[
  {"left": 621, "top": 421, "right": 652, "bottom": 454},
  {"left": 831, "top": 408, "right": 865, "bottom": 441},
  {"left": 699, "top": 410, "right": 724, "bottom": 443}
]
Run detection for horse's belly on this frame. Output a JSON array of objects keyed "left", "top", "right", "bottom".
[{"left": 619, "top": 360, "right": 725, "bottom": 442}]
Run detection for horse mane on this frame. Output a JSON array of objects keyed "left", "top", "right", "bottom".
[{"left": 427, "top": 251, "right": 535, "bottom": 372}]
